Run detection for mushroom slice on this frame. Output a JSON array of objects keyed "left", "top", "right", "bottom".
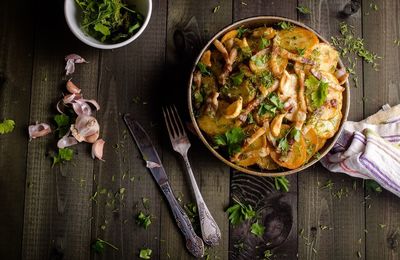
[
  {"left": 28, "top": 122, "right": 51, "bottom": 139},
  {"left": 200, "top": 50, "right": 212, "bottom": 67},
  {"left": 92, "top": 139, "right": 105, "bottom": 161},
  {"left": 279, "top": 70, "right": 298, "bottom": 100},
  {"left": 213, "top": 39, "right": 229, "bottom": 61},
  {"left": 221, "top": 30, "right": 238, "bottom": 43},
  {"left": 270, "top": 113, "right": 286, "bottom": 137},
  {"left": 224, "top": 97, "right": 243, "bottom": 119}
]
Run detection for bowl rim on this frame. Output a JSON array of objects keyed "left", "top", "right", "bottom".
[
  {"left": 64, "top": 0, "right": 153, "bottom": 50},
  {"left": 187, "top": 15, "right": 350, "bottom": 177}
]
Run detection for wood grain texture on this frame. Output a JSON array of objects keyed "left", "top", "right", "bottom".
[
  {"left": 162, "top": 1, "right": 232, "bottom": 259},
  {"left": 297, "top": 1, "right": 366, "bottom": 259},
  {"left": 0, "top": 0, "right": 34, "bottom": 258},
  {"left": 21, "top": 0, "right": 99, "bottom": 259},
  {"left": 231, "top": 1, "right": 298, "bottom": 259},
  {"left": 362, "top": 0, "right": 400, "bottom": 259},
  {"left": 91, "top": 1, "right": 167, "bottom": 259}
]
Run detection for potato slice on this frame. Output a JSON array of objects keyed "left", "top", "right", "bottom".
[
  {"left": 224, "top": 97, "right": 243, "bottom": 119},
  {"left": 252, "top": 27, "right": 276, "bottom": 39},
  {"left": 222, "top": 80, "right": 256, "bottom": 105},
  {"left": 269, "top": 53, "right": 288, "bottom": 78},
  {"left": 198, "top": 101, "right": 234, "bottom": 136},
  {"left": 311, "top": 43, "right": 339, "bottom": 73},
  {"left": 249, "top": 49, "right": 270, "bottom": 74},
  {"left": 200, "top": 50, "right": 212, "bottom": 67},
  {"left": 304, "top": 128, "right": 319, "bottom": 161},
  {"left": 221, "top": 30, "right": 238, "bottom": 43},
  {"left": 276, "top": 26, "right": 319, "bottom": 53},
  {"left": 270, "top": 133, "right": 307, "bottom": 169},
  {"left": 236, "top": 155, "right": 259, "bottom": 167},
  {"left": 257, "top": 155, "right": 280, "bottom": 170},
  {"left": 307, "top": 111, "right": 342, "bottom": 139}
]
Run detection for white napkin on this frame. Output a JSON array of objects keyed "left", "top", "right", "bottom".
[{"left": 320, "top": 104, "right": 400, "bottom": 197}]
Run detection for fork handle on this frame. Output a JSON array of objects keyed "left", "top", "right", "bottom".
[
  {"left": 183, "top": 154, "right": 222, "bottom": 246},
  {"left": 160, "top": 182, "right": 204, "bottom": 258}
]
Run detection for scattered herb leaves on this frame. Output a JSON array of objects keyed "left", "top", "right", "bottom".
[
  {"left": 305, "top": 75, "right": 329, "bottom": 108},
  {"left": 91, "top": 238, "right": 118, "bottom": 254},
  {"left": 226, "top": 198, "right": 256, "bottom": 225},
  {"left": 365, "top": 180, "right": 382, "bottom": 193},
  {"left": 0, "top": 119, "right": 15, "bottom": 134},
  {"left": 237, "top": 27, "right": 248, "bottom": 38},
  {"left": 139, "top": 248, "right": 152, "bottom": 259},
  {"left": 197, "top": 62, "right": 211, "bottom": 76},
  {"left": 263, "top": 250, "right": 273, "bottom": 260},
  {"left": 274, "top": 176, "right": 290, "bottom": 192},
  {"left": 259, "top": 38, "right": 271, "bottom": 49},
  {"left": 277, "top": 21, "right": 294, "bottom": 30},
  {"left": 214, "top": 127, "right": 246, "bottom": 155},
  {"left": 52, "top": 148, "right": 74, "bottom": 166},
  {"left": 250, "top": 221, "right": 265, "bottom": 237},
  {"left": 136, "top": 212, "right": 152, "bottom": 229},
  {"left": 231, "top": 72, "right": 245, "bottom": 86},
  {"left": 54, "top": 114, "right": 70, "bottom": 137},
  {"left": 212, "top": 5, "right": 220, "bottom": 13},
  {"left": 297, "top": 5, "right": 311, "bottom": 14}
]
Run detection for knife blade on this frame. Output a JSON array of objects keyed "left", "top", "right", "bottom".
[{"left": 123, "top": 114, "right": 204, "bottom": 258}]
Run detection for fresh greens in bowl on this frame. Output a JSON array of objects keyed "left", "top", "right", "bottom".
[{"left": 75, "top": 0, "right": 144, "bottom": 43}]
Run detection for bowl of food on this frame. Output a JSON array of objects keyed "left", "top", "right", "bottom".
[
  {"left": 188, "top": 16, "right": 350, "bottom": 177},
  {"left": 64, "top": 0, "right": 152, "bottom": 49}
]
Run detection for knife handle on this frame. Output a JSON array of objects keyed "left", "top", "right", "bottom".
[{"left": 160, "top": 182, "right": 204, "bottom": 258}]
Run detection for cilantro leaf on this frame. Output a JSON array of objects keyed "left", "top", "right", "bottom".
[
  {"left": 277, "top": 137, "right": 289, "bottom": 154},
  {"left": 91, "top": 238, "right": 118, "bottom": 254},
  {"left": 274, "top": 176, "right": 290, "bottom": 192},
  {"left": 259, "top": 38, "right": 271, "bottom": 49},
  {"left": 259, "top": 71, "right": 274, "bottom": 88},
  {"left": 52, "top": 148, "right": 74, "bottom": 166},
  {"left": 305, "top": 75, "right": 329, "bottom": 108},
  {"left": 214, "top": 127, "right": 246, "bottom": 155},
  {"left": 237, "top": 27, "right": 248, "bottom": 38},
  {"left": 230, "top": 72, "right": 244, "bottom": 86},
  {"left": 291, "top": 128, "right": 301, "bottom": 142},
  {"left": 0, "top": 119, "right": 15, "bottom": 134},
  {"left": 258, "top": 93, "right": 283, "bottom": 116},
  {"left": 54, "top": 114, "right": 70, "bottom": 137},
  {"left": 139, "top": 248, "right": 152, "bottom": 259},
  {"left": 297, "top": 5, "right": 311, "bottom": 14},
  {"left": 250, "top": 221, "right": 265, "bottom": 237},
  {"left": 296, "top": 48, "right": 306, "bottom": 56},
  {"left": 197, "top": 62, "right": 211, "bottom": 76},
  {"left": 136, "top": 212, "right": 152, "bottom": 229},
  {"left": 226, "top": 199, "right": 256, "bottom": 226},
  {"left": 365, "top": 180, "right": 382, "bottom": 193},
  {"left": 251, "top": 54, "right": 268, "bottom": 67},
  {"left": 277, "top": 21, "right": 294, "bottom": 30}
]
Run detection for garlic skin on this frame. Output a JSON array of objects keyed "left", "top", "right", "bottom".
[
  {"left": 92, "top": 139, "right": 105, "bottom": 161},
  {"left": 65, "top": 54, "right": 87, "bottom": 75},
  {"left": 57, "top": 130, "right": 78, "bottom": 148},
  {"left": 28, "top": 122, "right": 52, "bottom": 139},
  {"left": 70, "top": 115, "right": 99, "bottom": 142},
  {"left": 66, "top": 80, "right": 81, "bottom": 94}
]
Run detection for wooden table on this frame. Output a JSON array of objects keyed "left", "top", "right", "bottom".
[{"left": 1, "top": 0, "right": 400, "bottom": 259}]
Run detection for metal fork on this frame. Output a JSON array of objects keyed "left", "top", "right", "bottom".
[{"left": 162, "top": 105, "right": 221, "bottom": 246}]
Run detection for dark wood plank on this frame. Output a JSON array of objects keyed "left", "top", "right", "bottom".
[
  {"left": 362, "top": 1, "right": 400, "bottom": 259},
  {"left": 297, "top": 1, "right": 366, "bottom": 259},
  {"left": 0, "top": 1, "right": 34, "bottom": 259},
  {"left": 162, "top": 1, "right": 232, "bottom": 259},
  {"left": 21, "top": 0, "right": 99, "bottom": 259},
  {"left": 230, "top": 1, "right": 298, "bottom": 259},
  {"left": 91, "top": 1, "right": 167, "bottom": 259}
]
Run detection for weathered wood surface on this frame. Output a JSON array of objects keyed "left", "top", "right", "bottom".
[{"left": 0, "top": 0, "right": 400, "bottom": 259}]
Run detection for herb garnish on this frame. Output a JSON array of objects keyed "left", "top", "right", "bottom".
[
  {"left": 139, "top": 248, "right": 152, "bottom": 259},
  {"left": 276, "top": 127, "right": 299, "bottom": 155},
  {"left": 259, "top": 71, "right": 274, "bottom": 88},
  {"left": 136, "top": 212, "right": 152, "bottom": 229},
  {"left": 212, "top": 5, "right": 220, "bottom": 13},
  {"left": 0, "top": 119, "right": 15, "bottom": 134},
  {"left": 52, "top": 148, "right": 74, "bottom": 166},
  {"left": 230, "top": 72, "right": 245, "bottom": 86},
  {"left": 197, "top": 62, "right": 211, "bottom": 76},
  {"left": 277, "top": 21, "right": 294, "bottom": 30},
  {"left": 251, "top": 54, "right": 268, "bottom": 67},
  {"left": 54, "top": 114, "right": 71, "bottom": 138},
  {"left": 274, "top": 176, "right": 290, "bottom": 192},
  {"left": 250, "top": 221, "right": 265, "bottom": 237},
  {"left": 237, "top": 27, "right": 249, "bottom": 38},
  {"left": 91, "top": 238, "right": 118, "bottom": 254},
  {"left": 214, "top": 127, "right": 246, "bottom": 155},
  {"left": 297, "top": 48, "right": 306, "bottom": 56},
  {"left": 305, "top": 75, "right": 328, "bottom": 108},
  {"left": 263, "top": 250, "right": 273, "bottom": 260},
  {"left": 75, "top": 0, "right": 144, "bottom": 43},
  {"left": 365, "top": 180, "right": 382, "bottom": 193},
  {"left": 226, "top": 198, "right": 256, "bottom": 225},
  {"left": 259, "top": 38, "right": 271, "bottom": 49},
  {"left": 297, "top": 5, "right": 311, "bottom": 14},
  {"left": 258, "top": 93, "right": 283, "bottom": 116}
]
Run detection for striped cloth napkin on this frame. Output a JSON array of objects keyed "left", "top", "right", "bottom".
[{"left": 320, "top": 104, "right": 400, "bottom": 197}]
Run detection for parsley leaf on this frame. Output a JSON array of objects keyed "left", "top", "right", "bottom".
[
  {"left": 250, "top": 221, "right": 265, "bottom": 237},
  {"left": 214, "top": 127, "right": 246, "bottom": 155},
  {"left": 258, "top": 93, "right": 283, "bottom": 116},
  {"left": 54, "top": 114, "right": 70, "bottom": 138},
  {"left": 251, "top": 54, "right": 268, "bottom": 67},
  {"left": 277, "top": 137, "right": 290, "bottom": 154},
  {"left": 297, "top": 48, "right": 306, "bottom": 56},
  {"left": 226, "top": 199, "right": 256, "bottom": 225},
  {"left": 91, "top": 238, "right": 118, "bottom": 254},
  {"left": 291, "top": 128, "right": 301, "bottom": 142},
  {"left": 277, "top": 21, "right": 294, "bottom": 30},
  {"left": 274, "top": 176, "right": 290, "bottom": 192},
  {"left": 230, "top": 72, "right": 245, "bottom": 86},
  {"left": 0, "top": 119, "right": 15, "bottom": 134},
  {"left": 305, "top": 75, "right": 329, "bottom": 108},
  {"left": 52, "top": 148, "right": 74, "bottom": 166},
  {"left": 259, "top": 71, "right": 274, "bottom": 88},
  {"left": 237, "top": 27, "right": 248, "bottom": 38},
  {"left": 139, "top": 248, "right": 152, "bottom": 259},
  {"left": 136, "top": 212, "right": 152, "bottom": 229},
  {"left": 197, "top": 62, "right": 211, "bottom": 76},
  {"left": 259, "top": 38, "right": 271, "bottom": 49},
  {"left": 297, "top": 5, "right": 311, "bottom": 14},
  {"left": 365, "top": 180, "right": 382, "bottom": 193}
]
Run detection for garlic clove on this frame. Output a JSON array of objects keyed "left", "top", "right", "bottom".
[
  {"left": 66, "top": 80, "right": 81, "bottom": 94},
  {"left": 28, "top": 122, "right": 51, "bottom": 139},
  {"left": 85, "top": 132, "right": 99, "bottom": 143},
  {"left": 70, "top": 115, "right": 100, "bottom": 143},
  {"left": 91, "top": 139, "right": 105, "bottom": 161},
  {"left": 57, "top": 130, "right": 78, "bottom": 148}
]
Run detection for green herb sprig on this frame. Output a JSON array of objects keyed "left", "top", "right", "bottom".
[{"left": 0, "top": 119, "right": 15, "bottom": 134}]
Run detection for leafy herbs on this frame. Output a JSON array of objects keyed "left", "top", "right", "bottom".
[
  {"left": 52, "top": 148, "right": 74, "bottom": 166},
  {"left": 91, "top": 238, "right": 118, "bottom": 254},
  {"left": 297, "top": 48, "right": 306, "bottom": 56},
  {"left": 258, "top": 93, "right": 283, "bottom": 116},
  {"left": 214, "top": 127, "right": 246, "bottom": 155},
  {"left": 0, "top": 119, "right": 15, "bottom": 134},
  {"left": 274, "top": 176, "right": 290, "bottom": 192},
  {"left": 139, "top": 248, "right": 152, "bottom": 259},
  {"left": 277, "top": 127, "right": 299, "bottom": 155},
  {"left": 237, "top": 27, "right": 249, "bottom": 38},
  {"left": 75, "top": 0, "right": 144, "bottom": 43},
  {"left": 230, "top": 72, "right": 245, "bottom": 86},
  {"left": 226, "top": 198, "right": 256, "bottom": 225},
  {"left": 297, "top": 5, "right": 311, "bottom": 14},
  {"left": 263, "top": 250, "right": 273, "bottom": 260},
  {"left": 136, "top": 211, "right": 152, "bottom": 229},
  {"left": 259, "top": 38, "right": 271, "bottom": 49},
  {"left": 277, "top": 21, "right": 294, "bottom": 30},
  {"left": 259, "top": 71, "right": 274, "bottom": 88},
  {"left": 250, "top": 221, "right": 265, "bottom": 237},
  {"left": 197, "top": 62, "right": 211, "bottom": 76},
  {"left": 251, "top": 54, "right": 268, "bottom": 67},
  {"left": 212, "top": 5, "right": 220, "bottom": 13},
  {"left": 365, "top": 180, "right": 382, "bottom": 193},
  {"left": 305, "top": 75, "right": 328, "bottom": 108},
  {"left": 54, "top": 114, "right": 71, "bottom": 138},
  {"left": 184, "top": 202, "right": 198, "bottom": 223}
]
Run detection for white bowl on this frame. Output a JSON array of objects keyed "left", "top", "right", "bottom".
[{"left": 64, "top": 0, "right": 152, "bottom": 49}]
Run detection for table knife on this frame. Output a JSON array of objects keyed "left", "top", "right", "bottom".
[{"left": 123, "top": 114, "right": 204, "bottom": 258}]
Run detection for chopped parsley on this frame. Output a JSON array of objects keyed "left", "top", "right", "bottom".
[
  {"left": 276, "top": 127, "right": 299, "bottom": 156},
  {"left": 237, "top": 27, "right": 248, "bottom": 38},
  {"left": 226, "top": 198, "right": 256, "bottom": 225},
  {"left": 297, "top": 47, "right": 306, "bottom": 56},
  {"left": 274, "top": 176, "right": 290, "bottom": 192},
  {"left": 91, "top": 238, "right": 118, "bottom": 254},
  {"left": 54, "top": 114, "right": 70, "bottom": 138},
  {"left": 52, "top": 148, "right": 74, "bottom": 166},
  {"left": 305, "top": 75, "right": 329, "bottom": 108},
  {"left": 197, "top": 62, "right": 211, "bottom": 76},
  {"left": 139, "top": 248, "right": 152, "bottom": 259},
  {"left": 136, "top": 212, "right": 152, "bottom": 229},
  {"left": 297, "top": 5, "right": 311, "bottom": 14},
  {"left": 251, "top": 54, "right": 268, "bottom": 67},
  {"left": 277, "top": 21, "right": 294, "bottom": 30},
  {"left": 259, "top": 71, "right": 274, "bottom": 88},
  {"left": 214, "top": 127, "right": 246, "bottom": 155},
  {"left": 230, "top": 72, "right": 245, "bottom": 86},
  {"left": 258, "top": 93, "right": 283, "bottom": 116},
  {"left": 250, "top": 221, "right": 265, "bottom": 237},
  {"left": 259, "top": 38, "right": 271, "bottom": 49},
  {"left": 0, "top": 119, "right": 15, "bottom": 134}
]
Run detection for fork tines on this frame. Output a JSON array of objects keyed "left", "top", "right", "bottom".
[{"left": 162, "top": 105, "right": 187, "bottom": 140}]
